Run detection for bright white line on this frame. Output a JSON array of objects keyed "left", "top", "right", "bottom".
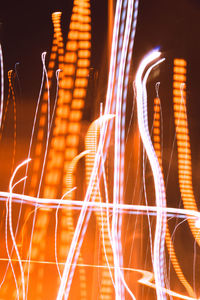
[
  {"left": 135, "top": 50, "right": 166, "bottom": 300},
  {"left": 0, "top": 191, "right": 199, "bottom": 219}
]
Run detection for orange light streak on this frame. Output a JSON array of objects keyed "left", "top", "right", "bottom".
[{"left": 173, "top": 58, "right": 200, "bottom": 249}]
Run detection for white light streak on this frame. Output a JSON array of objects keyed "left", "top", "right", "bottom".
[{"left": 135, "top": 50, "right": 166, "bottom": 300}]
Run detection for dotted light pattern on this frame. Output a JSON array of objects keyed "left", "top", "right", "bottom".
[
  {"left": 61, "top": 0, "right": 91, "bottom": 198},
  {"left": 173, "top": 59, "right": 200, "bottom": 246}
]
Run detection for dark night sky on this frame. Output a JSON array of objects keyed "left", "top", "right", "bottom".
[
  {"left": 1, "top": 0, "right": 200, "bottom": 98},
  {"left": 1, "top": 0, "right": 200, "bottom": 96}
]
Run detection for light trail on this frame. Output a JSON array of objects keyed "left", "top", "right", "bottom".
[
  {"left": 135, "top": 50, "right": 167, "bottom": 300},
  {"left": 113, "top": 1, "right": 138, "bottom": 298}
]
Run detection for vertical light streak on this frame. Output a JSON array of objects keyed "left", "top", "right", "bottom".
[
  {"left": 61, "top": 0, "right": 91, "bottom": 198},
  {"left": 0, "top": 44, "right": 4, "bottom": 129},
  {"left": 113, "top": 0, "right": 137, "bottom": 298},
  {"left": 103, "top": 0, "right": 126, "bottom": 163},
  {"left": 153, "top": 95, "right": 195, "bottom": 297},
  {"left": 120, "top": 0, "right": 139, "bottom": 219},
  {"left": 8, "top": 159, "right": 31, "bottom": 300},
  {"left": 108, "top": 0, "right": 114, "bottom": 65},
  {"left": 135, "top": 50, "right": 166, "bottom": 300},
  {"left": 101, "top": 2, "right": 139, "bottom": 295},
  {"left": 143, "top": 59, "right": 167, "bottom": 300}
]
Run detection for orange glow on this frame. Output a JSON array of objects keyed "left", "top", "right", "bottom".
[
  {"left": 174, "top": 58, "right": 187, "bottom": 67},
  {"left": 77, "top": 58, "right": 90, "bottom": 67},
  {"left": 78, "top": 49, "right": 91, "bottom": 58},
  {"left": 69, "top": 110, "right": 82, "bottom": 121},
  {"left": 75, "top": 78, "right": 88, "bottom": 87},
  {"left": 173, "top": 74, "right": 186, "bottom": 82},
  {"left": 71, "top": 99, "right": 84, "bottom": 108},
  {"left": 65, "top": 52, "right": 77, "bottom": 63},
  {"left": 73, "top": 88, "right": 87, "bottom": 97},
  {"left": 63, "top": 64, "right": 75, "bottom": 75},
  {"left": 173, "top": 66, "right": 186, "bottom": 74},
  {"left": 68, "top": 123, "right": 81, "bottom": 133},
  {"left": 79, "top": 32, "right": 91, "bottom": 40},
  {"left": 66, "top": 41, "right": 78, "bottom": 51},
  {"left": 76, "top": 68, "right": 89, "bottom": 77},
  {"left": 68, "top": 30, "right": 79, "bottom": 40},
  {"left": 79, "top": 41, "right": 91, "bottom": 48}
]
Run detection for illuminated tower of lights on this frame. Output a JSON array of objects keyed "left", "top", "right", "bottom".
[
  {"left": 172, "top": 58, "right": 200, "bottom": 247},
  {"left": 153, "top": 93, "right": 195, "bottom": 297}
]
